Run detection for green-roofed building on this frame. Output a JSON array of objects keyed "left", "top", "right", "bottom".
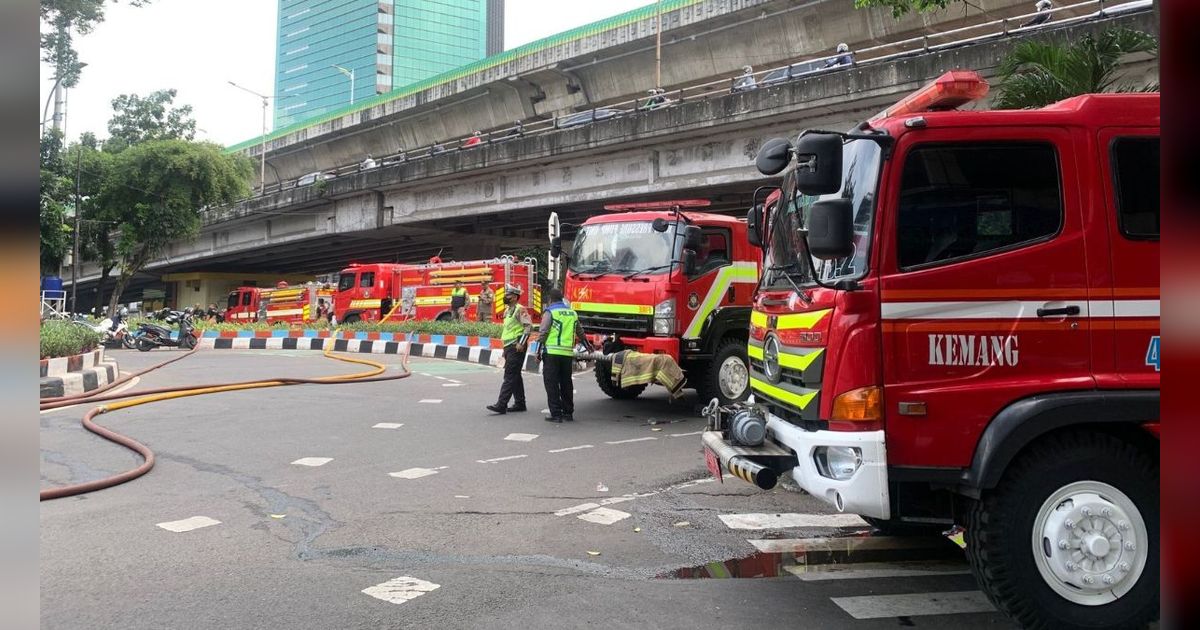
[{"left": 274, "top": 0, "right": 504, "bottom": 129}]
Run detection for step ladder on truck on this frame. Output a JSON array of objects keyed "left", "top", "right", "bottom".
[{"left": 702, "top": 71, "right": 1160, "bottom": 629}]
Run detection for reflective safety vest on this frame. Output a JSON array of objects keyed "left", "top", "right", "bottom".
[
  {"left": 545, "top": 307, "right": 579, "bottom": 357},
  {"left": 501, "top": 305, "right": 527, "bottom": 346}
]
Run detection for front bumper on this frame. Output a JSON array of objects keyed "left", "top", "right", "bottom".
[
  {"left": 766, "top": 413, "right": 890, "bottom": 519},
  {"left": 587, "top": 334, "right": 679, "bottom": 360}
]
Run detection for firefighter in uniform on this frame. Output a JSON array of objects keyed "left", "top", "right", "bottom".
[
  {"left": 486, "top": 285, "right": 532, "bottom": 415},
  {"left": 539, "top": 287, "right": 588, "bottom": 423},
  {"left": 450, "top": 281, "right": 469, "bottom": 321}
]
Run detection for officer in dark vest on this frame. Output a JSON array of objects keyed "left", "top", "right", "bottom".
[
  {"left": 539, "top": 287, "right": 587, "bottom": 423},
  {"left": 487, "top": 285, "right": 532, "bottom": 415}
]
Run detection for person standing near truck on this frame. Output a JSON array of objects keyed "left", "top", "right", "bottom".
[
  {"left": 486, "top": 286, "right": 532, "bottom": 415},
  {"left": 476, "top": 283, "right": 495, "bottom": 322},
  {"left": 450, "top": 281, "right": 468, "bottom": 321},
  {"left": 539, "top": 287, "right": 587, "bottom": 423}
]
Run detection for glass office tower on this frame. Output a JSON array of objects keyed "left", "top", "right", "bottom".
[{"left": 274, "top": 0, "right": 503, "bottom": 129}]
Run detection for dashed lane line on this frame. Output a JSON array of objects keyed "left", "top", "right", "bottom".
[
  {"left": 668, "top": 430, "right": 705, "bottom": 438},
  {"left": 362, "top": 576, "right": 441, "bottom": 605},
  {"left": 476, "top": 454, "right": 528, "bottom": 464},
  {"left": 504, "top": 433, "right": 539, "bottom": 442},
  {"left": 553, "top": 478, "right": 713, "bottom": 517},
  {"left": 373, "top": 423, "right": 404, "bottom": 429},
  {"left": 605, "top": 437, "right": 658, "bottom": 445},
  {"left": 577, "top": 507, "right": 632, "bottom": 525},
  {"left": 830, "top": 591, "right": 994, "bottom": 620},
  {"left": 156, "top": 516, "right": 221, "bottom": 532},
  {"left": 291, "top": 457, "right": 333, "bottom": 467},
  {"left": 547, "top": 444, "right": 593, "bottom": 453},
  {"left": 419, "top": 399, "right": 443, "bottom": 404},
  {"left": 388, "top": 466, "right": 448, "bottom": 479}
]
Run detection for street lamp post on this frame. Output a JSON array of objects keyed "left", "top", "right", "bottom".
[
  {"left": 333, "top": 65, "right": 355, "bottom": 107},
  {"left": 227, "top": 81, "right": 271, "bottom": 195}
]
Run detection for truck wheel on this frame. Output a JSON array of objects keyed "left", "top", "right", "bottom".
[
  {"left": 435, "top": 312, "right": 452, "bottom": 322},
  {"left": 342, "top": 313, "right": 361, "bottom": 324},
  {"left": 965, "top": 431, "right": 1158, "bottom": 630},
  {"left": 861, "top": 516, "right": 946, "bottom": 537},
  {"left": 696, "top": 338, "right": 750, "bottom": 405},
  {"left": 594, "top": 359, "right": 646, "bottom": 400}
]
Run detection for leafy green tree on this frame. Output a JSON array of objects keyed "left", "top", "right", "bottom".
[
  {"left": 39, "top": 130, "right": 72, "bottom": 273},
  {"left": 853, "top": 0, "right": 957, "bottom": 19},
  {"left": 41, "top": 0, "right": 152, "bottom": 87},
  {"left": 98, "top": 139, "right": 252, "bottom": 313},
  {"left": 104, "top": 89, "right": 197, "bottom": 152},
  {"left": 67, "top": 144, "right": 116, "bottom": 310},
  {"left": 994, "top": 27, "right": 1158, "bottom": 109}
]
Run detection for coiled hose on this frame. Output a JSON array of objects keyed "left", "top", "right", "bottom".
[{"left": 40, "top": 342, "right": 411, "bottom": 501}]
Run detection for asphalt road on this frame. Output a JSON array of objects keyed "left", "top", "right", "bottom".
[{"left": 40, "top": 347, "right": 1016, "bottom": 629}]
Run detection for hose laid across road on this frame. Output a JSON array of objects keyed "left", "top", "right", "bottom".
[{"left": 40, "top": 343, "right": 411, "bottom": 501}]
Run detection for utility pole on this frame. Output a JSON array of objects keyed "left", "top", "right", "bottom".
[
  {"left": 655, "top": 0, "right": 663, "bottom": 89},
  {"left": 227, "top": 81, "right": 271, "bottom": 194},
  {"left": 71, "top": 146, "right": 82, "bottom": 314},
  {"left": 333, "top": 65, "right": 355, "bottom": 106}
]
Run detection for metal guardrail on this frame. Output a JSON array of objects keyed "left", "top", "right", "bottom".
[{"left": 228, "top": 0, "right": 1146, "bottom": 203}]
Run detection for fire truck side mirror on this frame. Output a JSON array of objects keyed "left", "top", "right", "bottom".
[
  {"left": 550, "top": 236, "right": 563, "bottom": 258},
  {"left": 746, "top": 205, "right": 763, "bottom": 248},
  {"left": 682, "top": 225, "right": 703, "bottom": 251},
  {"left": 793, "top": 132, "right": 843, "bottom": 195},
  {"left": 807, "top": 198, "right": 854, "bottom": 260},
  {"left": 681, "top": 248, "right": 697, "bottom": 276},
  {"left": 756, "top": 137, "right": 792, "bottom": 176}
]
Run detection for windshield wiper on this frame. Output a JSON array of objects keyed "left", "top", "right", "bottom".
[
  {"left": 763, "top": 263, "right": 812, "bottom": 306},
  {"left": 623, "top": 264, "right": 673, "bottom": 281}
]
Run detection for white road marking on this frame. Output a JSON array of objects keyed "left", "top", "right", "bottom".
[
  {"left": 598, "top": 496, "right": 633, "bottom": 506},
  {"left": 553, "top": 477, "right": 714, "bottom": 517},
  {"left": 548, "top": 444, "right": 593, "bottom": 453},
  {"left": 504, "top": 433, "right": 539, "bottom": 442},
  {"left": 554, "top": 503, "right": 601, "bottom": 517},
  {"left": 605, "top": 437, "right": 658, "bottom": 445},
  {"left": 419, "top": 399, "right": 442, "bottom": 404},
  {"left": 442, "top": 383, "right": 463, "bottom": 387},
  {"left": 388, "top": 466, "right": 447, "bottom": 479},
  {"left": 156, "top": 516, "right": 221, "bottom": 532},
  {"left": 434, "top": 376, "right": 447, "bottom": 380},
  {"left": 830, "top": 591, "right": 994, "bottom": 619},
  {"left": 447, "top": 379, "right": 463, "bottom": 384},
  {"left": 577, "top": 507, "right": 632, "bottom": 525},
  {"left": 418, "top": 373, "right": 430, "bottom": 377},
  {"left": 291, "top": 457, "right": 333, "bottom": 467},
  {"left": 719, "top": 513, "right": 869, "bottom": 530},
  {"left": 476, "top": 454, "right": 528, "bottom": 464},
  {"left": 373, "top": 423, "right": 404, "bottom": 429},
  {"left": 784, "top": 561, "right": 971, "bottom": 581},
  {"left": 454, "top": 495, "right": 470, "bottom": 499},
  {"left": 362, "top": 576, "right": 441, "bottom": 605},
  {"left": 668, "top": 430, "right": 705, "bottom": 437}
]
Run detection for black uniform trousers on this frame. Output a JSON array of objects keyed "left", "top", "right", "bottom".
[
  {"left": 542, "top": 354, "right": 575, "bottom": 418},
  {"left": 496, "top": 344, "right": 526, "bottom": 407}
]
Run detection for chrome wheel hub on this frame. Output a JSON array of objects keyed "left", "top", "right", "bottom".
[{"left": 718, "top": 356, "right": 748, "bottom": 400}]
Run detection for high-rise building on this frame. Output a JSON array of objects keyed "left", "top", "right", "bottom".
[{"left": 274, "top": 0, "right": 504, "bottom": 129}]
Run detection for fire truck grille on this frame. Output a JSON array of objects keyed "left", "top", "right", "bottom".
[
  {"left": 578, "top": 312, "right": 653, "bottom": 336},
  {"left": 749, "top": 359, "right": 812, "bottom": 389}
]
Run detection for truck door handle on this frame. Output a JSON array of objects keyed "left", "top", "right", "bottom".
[{"left": 1036, "top": 305, "right": 1080, "bottom": 318}]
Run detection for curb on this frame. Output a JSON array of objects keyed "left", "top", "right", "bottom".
[{"left": 39, "top": 347, "right": 120, "bottom": 399}]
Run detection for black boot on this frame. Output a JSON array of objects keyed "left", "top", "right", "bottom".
[
  {"left": 562, "top": 414, "right": 574, "bottom": 422},
  {"left": 544, "top": 415, "right": 563, "bottom": 423},
  {"left": 486, "top": 403, "right": 506, "bottom": 415},
  {"left": 507, "top": 403, "right": 527, "bottom": 412}
]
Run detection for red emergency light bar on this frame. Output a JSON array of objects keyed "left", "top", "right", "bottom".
[
  {"left": 869, "top": 70, "right": 988, "bottom": 122},
  {"left": 602, "top": 199, "right": 712, "bottom": 212}
]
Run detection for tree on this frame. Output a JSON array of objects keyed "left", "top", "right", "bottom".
[
  {"left": 98, "top": 139, "right": 252, "bottom": 314},
  {"left": 67, "top": 144, "right": 116, "bottom": 311},
  {"left": 853, "top": 0, "right": 957, "bottom": 19},
  {"left": 994, "top": 27, "right": 1158, "bottom": 109},
  {"left": 104, "top": 89, "right": 197, "bottom": 152},
  {"left": 41, "top": 1, "right": 152, "bottom": 87},
  {"left": 39, "top": 130, "right": 72, "bottom": 273}
]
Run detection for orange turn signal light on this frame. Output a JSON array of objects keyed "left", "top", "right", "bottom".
[{"left": 830, "top": 386, "right": 883, "bottom": 422}]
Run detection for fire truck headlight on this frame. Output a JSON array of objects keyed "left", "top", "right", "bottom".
[
  {"left": 653, "top": 299, "right": 675, "bottom": 336},
  {"left": 814, "top": 446, "right": 862, "bottom": 481}
]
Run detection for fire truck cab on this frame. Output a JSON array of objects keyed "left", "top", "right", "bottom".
[
  {"left": 556, "top": 201, "right": 760, "bottom": 404},
  {"left": 703, "top": 72, "right": 1159, "bottom": 629},
  {"left": 225, "top": 282, "right": 332, "bottom": 325}
]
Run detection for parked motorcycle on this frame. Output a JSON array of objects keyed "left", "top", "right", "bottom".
[
  {"left": 133, "top": 308, "right": 197, "bottom": 352},
  {"left": 74, "top": 308, "right": 135, "bottom": 349}
]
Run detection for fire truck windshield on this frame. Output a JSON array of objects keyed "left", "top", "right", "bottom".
[
  {"left": 337, "top": 274, "right": 356, "bottom": 292},
  {"left": 569, "top": 221, "right": 683, "bottom": 276},
  {"left": 765, "top": 139, "right": 881, "bottom": 288}
]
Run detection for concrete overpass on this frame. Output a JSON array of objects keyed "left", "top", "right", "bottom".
[{"left": 75, "top": 5, "right": 1157, "bottom": 302}]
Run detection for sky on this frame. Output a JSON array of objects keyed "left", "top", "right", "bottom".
[{"left": 38, "top": 0, "right": 656, "bottom": 147}]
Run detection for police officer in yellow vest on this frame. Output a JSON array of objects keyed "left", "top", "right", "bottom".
[
  {"left": 486, "top": 285, "right": 532, "bottom": 415},
  {"left": 450, "top": 281, "right": 469, "bottom": 321},
  {"left": 539, "top": 287, "right": 586, "bottom": 423}
]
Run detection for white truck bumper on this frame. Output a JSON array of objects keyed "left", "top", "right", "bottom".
[{"left": 765, "top": 413, "right": 891, "bottom": 520}]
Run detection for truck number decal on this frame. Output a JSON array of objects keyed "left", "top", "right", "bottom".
[
  {"left": 929, "top": 334, "right": 1019, "bottom": 367},
  {"left": 1145, "top": 336, "right": 1160, "bottom": 372}
]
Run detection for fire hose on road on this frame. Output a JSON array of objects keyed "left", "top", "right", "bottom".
[{"left": 40, "top": 343, "right": 412, "bottom": 501}]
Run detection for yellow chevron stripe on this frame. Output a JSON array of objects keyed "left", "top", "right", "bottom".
[
  {"left": 750, "top": 377, "right": 819, "bottom": 410},
  {"left": 750, "top": 309, "right": 831, "bottom": 330},
  {"left": 747, "top": 342, "right": 823, "bottom": 370}
]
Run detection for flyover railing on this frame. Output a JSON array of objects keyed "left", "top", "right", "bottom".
[{"left": 234, "top": 0, "right": 1148, "bottom": 202}]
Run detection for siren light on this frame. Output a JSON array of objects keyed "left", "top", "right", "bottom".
[
  {"left": 869, "top": 70, "right": 989, "bottom": 122},
  {"left": 602, "top": 199, "right": 712, "bottom": 212}
]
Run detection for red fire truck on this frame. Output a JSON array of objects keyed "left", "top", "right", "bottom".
[
  {"left": 703, "top": 72, "right": 1159, "bottom": 628},
  {"left": 332, "top": 257, "right": 541, "bottom": 324},
  {"left": 553, "top": 200, "right": 760, "bottom": 404},
  {"left": 225, "top": 282, "right": 334, "bottom": 325}
]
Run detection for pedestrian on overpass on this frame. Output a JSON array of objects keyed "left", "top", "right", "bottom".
[
  {"left": 487, "top": 285, "right": 532, "bottom": 415},
  {"left": 1021, "top": 0, "right": 1052, "bottom": 28},
  {"left": 539, "top": 287, "right": 587, "bottom": 423},
  {"left": 450, "top": 280, "right": 468, "bottom": 321}
]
